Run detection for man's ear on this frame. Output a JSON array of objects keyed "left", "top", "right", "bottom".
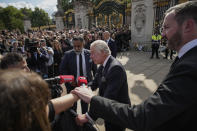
[{"left": 182, "top": 19, "right": 195, "bottom": 33}]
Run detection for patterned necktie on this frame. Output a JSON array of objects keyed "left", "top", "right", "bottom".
[{"left": 79, "top": 53, "right": 83, "bottom": 76}]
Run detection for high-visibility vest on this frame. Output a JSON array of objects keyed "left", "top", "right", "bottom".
[
  {"left": 152, "top": 35, "right": 157, "bottom": 41},
  {"left": 157, "top": 35, "right": 162, "bottom": 41}
]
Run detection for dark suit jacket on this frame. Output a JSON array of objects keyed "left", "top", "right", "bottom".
[
  {"left": 88, "top": 46, "right": 197, "bottom": 131},
  {"left": 90, "top": 56, "right": 130, "bottom": 105},
  {"left": 108, "top": 38, "right": 117, "bottom": 58},
  {"left": 59, "top": 49, "right": 97, "bottom": 92}
]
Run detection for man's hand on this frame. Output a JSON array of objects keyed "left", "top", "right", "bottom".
[
  {"left": 75, "top": 114, "right": 88, "bottom": 126},
  {"left": 71, "top": 86, "right": 94, "bottom": 104}
]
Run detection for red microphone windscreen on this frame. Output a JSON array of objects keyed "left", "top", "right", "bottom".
[
  {"left": 78, "top": 76, "right": 87, "bottom": 86},
  {"left": 59, "top": 75, "right": 74, "bottom": 84}
]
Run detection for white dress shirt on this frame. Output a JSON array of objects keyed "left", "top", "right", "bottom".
[{"left": 76, "top": 49, "right": 87, "bottom": 80}]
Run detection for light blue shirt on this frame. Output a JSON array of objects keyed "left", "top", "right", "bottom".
[
  {"left": 178, "top": 39, "right": 197, "bottom": 58},
  {"left": 106, "top": 38, "right": 111, "bottom": 44}
]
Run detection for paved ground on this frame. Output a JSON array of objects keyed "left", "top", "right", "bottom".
[
  {"left": 77, "top": 50, "right": 175, "bottom": 131},
  {"left": 118, "top": 50, "right": 173, "bottom": 105}
]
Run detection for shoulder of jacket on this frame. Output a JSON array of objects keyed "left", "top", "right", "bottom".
[
  {"left": 110, "top": 38, "right": 115, "bottom": 42},
  {"left": 84, "top": 49, "right": 90, "bottom": 53},
  {"left": 111, "top": 58, "right": 123, "bottom": 69},
  {"left": 63, "top": 49, "right": 73, "bottom": 56}
]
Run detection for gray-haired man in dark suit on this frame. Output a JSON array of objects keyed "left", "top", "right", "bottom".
[{"left": 74, "top": 40, "right": 130, "bottom": 131}]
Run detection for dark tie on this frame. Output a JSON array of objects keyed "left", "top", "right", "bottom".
[
  {"left": 100, "top": 65, "right": 104, "bottom": 76},
  {"left": 79, "top": 53, "right": 83, "bottom": 76}
]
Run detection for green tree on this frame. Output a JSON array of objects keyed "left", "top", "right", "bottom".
[
  {"left": 0, "top": 6, "right": 24, "bottom": 31},
  {"left": 61, "top": 0, "right": 73, "bottom": 11},
  {"left": 0, "top": 7, "right": 5, "bottom": 30},
  {"left": 0, "top": 19, "right": 5, "bottom": 30},
  {"left": 20, "top": 7, "right": 32, "bottom": 19},
  {"left": 31, "top": 7, "right": 50, "bottom": 28},
  {"left": 0, "top": 6, "right": 52, "bottom": 31}
]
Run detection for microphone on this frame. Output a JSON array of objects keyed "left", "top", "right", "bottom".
[
  {"left": 77, "top": 76, "right": 88, "bottom": 87},
  {"left": 45, "top": 75, "right": 74, "bottom": 84}
]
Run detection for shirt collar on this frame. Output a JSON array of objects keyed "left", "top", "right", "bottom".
[
  {"left": 103, "top": 55, "right": 111, "bottom": 67},
  {"left": 106, "top": 38, "right": 110, "bottom": 43},
  {"left": 81, "top": 49, "right": 84, "bottom": 55},
  {"left": 178, "top": 39, "right": 197, "bottom": 58}
]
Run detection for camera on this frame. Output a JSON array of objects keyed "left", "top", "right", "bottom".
[{"left": 25, "top": 39, "right": 39, "bottom": 53}]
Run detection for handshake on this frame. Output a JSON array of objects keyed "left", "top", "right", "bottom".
[
  {"left": 46, "top": 75, "right": 96, "bottom": 127},
  {"left": 71, "top": 85, "right": 95, "bottom": 126},
  {"left": 47, "top": 75, "right": 96, "bottom": 126}
]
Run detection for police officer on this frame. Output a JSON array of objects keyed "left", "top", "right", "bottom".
[{"left": 150, "top": 33, "right": 161, "bottom": 59}]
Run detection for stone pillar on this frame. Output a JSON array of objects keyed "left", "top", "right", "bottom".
[
  {"left": 131, "top": 0, "right": 154, "bottom": 45},
  {"left": 74, "top": 1, "right": 90, "bottom": 29},
  {"left": 24, "top": 19, "right": 31, "bottom": 32},
  {"left": 55, "top": 0, "right": 64, "bottom": 31},
  {"left": 55, "top": 16, "right": 64, "bottom": 31}
]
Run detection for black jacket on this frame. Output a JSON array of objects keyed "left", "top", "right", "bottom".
[
  {"left": 90, "top": 55, "right": 130, "bottom": 108},
  {"left": 88, "top": 46, "right": 197, "bottom": 131}
]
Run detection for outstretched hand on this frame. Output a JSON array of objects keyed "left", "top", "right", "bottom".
[{"left": 71, "top": 86, "right": 94, "bottom": 104}]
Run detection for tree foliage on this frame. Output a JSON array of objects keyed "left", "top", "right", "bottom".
[
  {"left": 62, "top": 0, "right": 73, "bottom": 11},
  {"left": 0, "top": 6, "right": 24, "bottom": 31},
  {"left": 0, "top": 19, "right": 5, "bottom": 30},
  {"left": 20, "top": 7, "right": 32, "bottom": 19},
  {"left": 31, "top": 7, "right": 50, "bottom": 28},
  {"left": 0, "top": 6, "right": 51, "bottom": 31}
]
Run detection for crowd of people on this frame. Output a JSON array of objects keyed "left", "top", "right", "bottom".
[
  {"left": 0, "top": 26, "right": 130, "bottom": 78},
  {"left": 0, "top": 1, "right": 197, "bottom": 131}
]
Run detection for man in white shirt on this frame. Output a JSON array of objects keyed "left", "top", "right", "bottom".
[{"left": 59, "top": 36, "right": 97, "bottom": 114}]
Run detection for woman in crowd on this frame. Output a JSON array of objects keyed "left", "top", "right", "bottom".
[
  {"left": 52, "top": 40, "right": 63, "bottom": 76},
  {"left": 0, "top": 69, "right": 51, "bottom": 131},
  {"left": 0, "top": 69, "right": 79, "bottom": 131}
]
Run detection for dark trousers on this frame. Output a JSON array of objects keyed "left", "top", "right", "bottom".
[
  {"left": 48, "top": 64, "right": 54, "bottom": 78},
  {"left": 54, "top": 64, "right": 60, "bottom": 76},
  {"left": 151, "top": 44, "right": 159, "bottom": 58},
  {"left": 105, "top": 121, "right": 125, "bottom": 131},
  {"left": 165, "top": 48, "right": 173, "bottom": 59}
]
